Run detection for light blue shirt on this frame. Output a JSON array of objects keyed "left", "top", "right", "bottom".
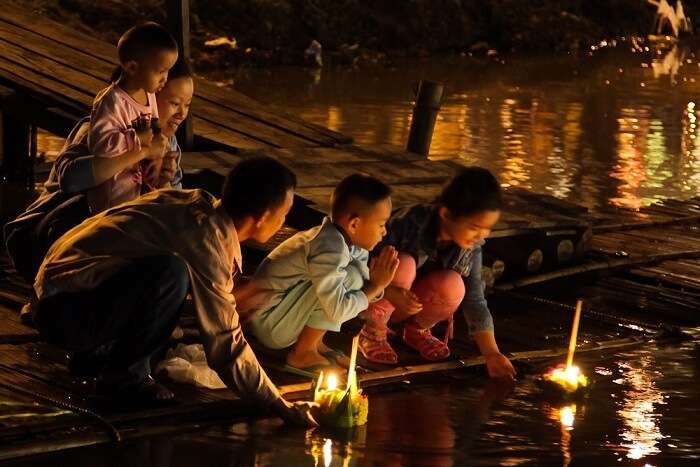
[{"left": 253, "top": 217, "right": 370, "bottom": 323}]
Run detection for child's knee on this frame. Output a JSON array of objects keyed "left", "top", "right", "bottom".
[
  {"left": 392, "top": 253, "right": 417, "bottom": 287},
  {"left": 415, "top": 270, "right": 465, "bottom": 304}
]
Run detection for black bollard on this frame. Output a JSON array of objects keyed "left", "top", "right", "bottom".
[
  {"left": 406, "top": 80, "right": 444, "bottom": 157},
  {"left": 166, "top": 0, "right": 194, "bottom": 151}
]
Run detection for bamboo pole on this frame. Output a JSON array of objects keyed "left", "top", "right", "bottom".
[
  {"left": 346, "top": 335, "right": 359, "bottom": 391},
  {"left": 278, "top": 335, "right": 649, "bottom": 397},
  {"left": 565, "top": 300, "right": 583, "bottom": 368},
  {"left": 495, "top": 249, "right": 700, "bottom": 291},
  {"left": 592, "top": 214, "right": 700, "bottom": 233}
]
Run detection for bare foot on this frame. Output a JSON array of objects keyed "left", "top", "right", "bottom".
[
  {"left": 318, "top": 342, "right": 351, "bottom": 368},
  {"left": 286, "top": 348, "right": 333, "bottom": 369}
]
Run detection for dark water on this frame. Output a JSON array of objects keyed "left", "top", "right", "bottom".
[
  {"left": 231, "top": 42, "right": 700, "bottom": 211},
  {"left": 7, "top": 333, "right": 699, "bottom": 466}
]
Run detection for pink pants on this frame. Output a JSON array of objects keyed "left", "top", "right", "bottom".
[{"left": 365, "top": 253, "right": 465, "bottom": 331}]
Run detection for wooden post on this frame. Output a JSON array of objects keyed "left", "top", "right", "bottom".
[
  {"left": 406, "top": 80, "right": 444, "bottom": 156},
  {"left": 166, "top": 0, "right": 194, "bottom": 150},
  {"left": 0, "top": 97, "right": 34, "bottom": 185}
]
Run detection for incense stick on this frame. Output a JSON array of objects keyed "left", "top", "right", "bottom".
[
  {"left": 566, "top": 300, "right": 583, "bottom": 368},
  {"left": 346, "top": 335, "right": 359, "bottom": 391}
]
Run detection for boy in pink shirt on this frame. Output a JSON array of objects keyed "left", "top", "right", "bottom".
[{"left": 87, "top": 22, "right": 178, "bottom": 212}]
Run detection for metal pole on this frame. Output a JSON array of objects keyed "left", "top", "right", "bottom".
[
  {"left": 166, "top": 0, "right": 194, "bottom": 150},
  {"left": 406, "top": 80, "right": 444, "bottom": 156}
]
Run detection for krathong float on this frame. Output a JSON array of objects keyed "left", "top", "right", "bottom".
[
  {"left": 539, "top": 300, "right": 590, "bottom": 398},
  {"left": 313, "top": 336, "right": 368, "bottom": 427}
]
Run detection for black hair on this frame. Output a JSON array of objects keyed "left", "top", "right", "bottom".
[
  {"left": 437, "top": 167, "right": 502, "bottom": 218},
  {"left": 222, "top": 156, "right": 297, "bottom": 221},
  {"left": 110, "top": 22, "right": 178, "bottom": 83},
  {"left": 331, "top": 174, "right": 392, "bottom": 219},
  {"left": 166, "top": 57, "right": 193, "bottom": 81}
]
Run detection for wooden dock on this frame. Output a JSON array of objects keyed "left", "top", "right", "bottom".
[
  {"left": 0, "top": 195, "right": 698, "bottom": 459},
  {"left": 0, "top": 3, "right": 699, "bottom": 461}
]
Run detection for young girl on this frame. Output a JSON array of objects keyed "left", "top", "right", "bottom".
[
  {"left": 87, "top": 22, "right": 178, "bottom": 212},
  {"left": 359, "top": 167, "right": 516, "bottom": 380}
]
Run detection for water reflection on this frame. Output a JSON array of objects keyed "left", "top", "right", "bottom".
[
  {"left": 616, "top": 354, "right": 667, "bottom": 460},
  {"left": 5, "top": 341, "right": 700, "bottom": 466},
  {"left": 233, "top": 48, "right": 700, "bottom": 211},
  {"left": 545, "top": 403, "right": 578, "bottom": 467}
]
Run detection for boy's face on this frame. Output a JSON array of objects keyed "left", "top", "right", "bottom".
[
  {"left": 348, "top": 197, "right": 392, "bottom": 251},
  {"left": 130, "top": 49, "right": 178, "bottom": 94},
  {"left": 252, "top": 189, "right": 295, "bottom": 243},
  {"left": 438, "top": 208, "right": 501, "bottom": 250}
]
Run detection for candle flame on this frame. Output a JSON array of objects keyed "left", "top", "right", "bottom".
[
  {"left": 327, "top": 373, "right": 338, "bottom": 391},
  {"left": 544, "top": 364, "right": 589, "bottom": 392}
]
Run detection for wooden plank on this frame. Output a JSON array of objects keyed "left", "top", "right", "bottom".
[
  {"left": 192, "top": 117, "right": 273, "bottom": 149},
  {"left": 0, "top": 21, "right": 316, "bottom": 149},
  {"left": 0, "top": 6, "right": 346, "bottom": 147}
]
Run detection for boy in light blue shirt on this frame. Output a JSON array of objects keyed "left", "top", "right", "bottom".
[{"left": 246, "top": 174, "right": 399, "bottom": 375}]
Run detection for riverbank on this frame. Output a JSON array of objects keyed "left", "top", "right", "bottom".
[{"left": 8, "top": 0, "right": 693, "bottom": 70}]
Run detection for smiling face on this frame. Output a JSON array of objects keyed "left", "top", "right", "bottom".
[
  {"left": 125, "top": 49, "right": 178, "bottom": 94},
  {"left": 156, "top": 76, "right": 194, "bottom": 137},
  {"left": 438, "top": 207, "right": 501, "bottom": 250}
]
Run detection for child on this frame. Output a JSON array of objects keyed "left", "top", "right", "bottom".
[
  {"left": 359, "top": 167, "right": 516, "bottom": 380},
  {"left": 246, "top": 174, "right": 399, "bottom": 375},
  {"left": 87, "top": 22, "right": 178, "bottom": 212}
]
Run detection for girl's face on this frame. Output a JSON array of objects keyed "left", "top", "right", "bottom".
[
  {"left": 438, "top": 208, "right": 501, "bottom": 250},
  {"left": 125, "top": 49, "right": 178, "bottom": 94},
  {"left": 156, "top": 76, "right": 194, "bottom": 137}
]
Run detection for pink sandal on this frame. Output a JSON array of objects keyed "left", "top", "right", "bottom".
[
  {"left": 359, "top": 325, "right": 398, "bottom": 364},
  {"left": 403, "top": 322, "right": 451, "bottom": 361}
]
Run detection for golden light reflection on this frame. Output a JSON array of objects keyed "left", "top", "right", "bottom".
[
  {"left": 559, "top": 405, "right": 577, "bottom": 428},
  {"left": 499, "top": 98, "right": 532, "bottom": 188},
  {"left": 546, "top": 403, "right": 579, "bottom": 467},
  {"left": 616, "top": 355, "right": 667, "bottom": 460},
  {"left": 306, "top": 432, "right": 357, "bottom": 467},
  {"left": 323, "top": 438, "right": 332, "bottom": 467},
  {"left": 326, "top": 106, "right": 343, "bottom": 132},
  {"left": 611, "top": 110, "right": 650, "bottom": 210}
]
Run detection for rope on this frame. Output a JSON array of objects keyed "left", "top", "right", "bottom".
[
  {"left": 0, "top": 370, "right": 121, "bottom": 442},
  {"left": 498, "top": 289, "right": 676, "bottom": 335}
]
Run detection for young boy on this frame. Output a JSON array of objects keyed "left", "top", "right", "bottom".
[
  {"left": 246, "top": 174, "right": 399, "bottom": 375},
  {"left": 359, "top": 167, "right": 516, "bottom": 380}
]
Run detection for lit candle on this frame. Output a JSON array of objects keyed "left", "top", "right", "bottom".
[
  {"left": 541, "top": 300, "right": 590, "bottom": 394},
  {"left": 313, "top": 336, "right": 369, "bottom": 427}
]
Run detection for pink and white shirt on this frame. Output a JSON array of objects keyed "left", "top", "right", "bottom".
[{"left": 87, "top": 83, "right": 159, "bottom": 212}]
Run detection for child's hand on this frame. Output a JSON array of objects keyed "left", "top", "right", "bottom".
[
  {"left": 369, "top": 246, "right": 400, "bottom": 290},
  {"left": 484, "top": 352, "right": 516, "bottom": 380},
  {"left": 146, "top": 133, "right": 167, "bottom": 160},
  {"left": 142, "top": 135, "right": 168, "bottom": 186},
  {"left": 385, "top": 285, "right": 423, "bottom": 316},
  {"left": 155, "top": 150, "right": 178, "bottom": 187},
  {"left": 136, "top": 128, "right": 153, "bottom": 148}
]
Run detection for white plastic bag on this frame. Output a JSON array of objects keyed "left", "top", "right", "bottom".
[{"left": 156, "top": 343, "right": 226, "bottom": 389}]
